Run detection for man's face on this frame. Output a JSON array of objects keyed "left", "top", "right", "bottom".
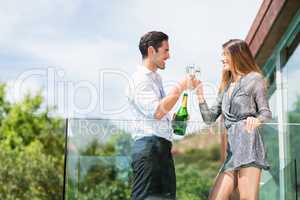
[{"left": 152, "top": 40, "right": 170, "bottom": 70}]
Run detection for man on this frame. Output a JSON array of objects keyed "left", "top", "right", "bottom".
[{"left": 126, "top": 31, "right": 197, "bottom": 200}]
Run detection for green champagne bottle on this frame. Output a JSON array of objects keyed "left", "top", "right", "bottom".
[{"left": 172, "top": 93, "right": 189, "bottom": 135}]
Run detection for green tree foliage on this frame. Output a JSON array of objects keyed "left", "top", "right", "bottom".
[
  {"left": 66, "top": 130, "right": 220, "bottom": 200},
  {"left": 0, "top": 82, "right": 221, "bottom": 199},
  {"left": 66, "top": 132, "right": 133, "bottom": 199},
  {"left": 175, "top": 145, "right": 220, "bottom": 200},
  {"left": 0, "top": 83, "right": 65, "bottom": 200}
]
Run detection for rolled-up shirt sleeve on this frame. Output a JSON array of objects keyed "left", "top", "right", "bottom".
[{"left": 132, "top": 81, "right": 160, "bottom": 118}]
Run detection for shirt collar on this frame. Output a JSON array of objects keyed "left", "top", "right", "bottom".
[{"left": 138, "top": 65, "right": 157, "bottom": 75}]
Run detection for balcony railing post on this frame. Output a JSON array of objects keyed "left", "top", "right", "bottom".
[
  {"left": 295, "top": 159, "right": 298, "bottom": 200},
  {"left": 63, "top": 118, "right": 69, "bottom": 200}
]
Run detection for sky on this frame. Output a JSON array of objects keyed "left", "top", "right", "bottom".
[{"left": 0, "top": 0, "right": 263, "bottom": 122}]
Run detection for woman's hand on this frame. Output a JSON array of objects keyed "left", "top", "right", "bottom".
[
  {"left": 194, "top": 80, "right": 205, "bottom": 103},
  {"left": 245, "top": 117, "right": 261, "bottom": 133},
  {"left": 195, "top": 80, "right": 203, "bottom": 95}
]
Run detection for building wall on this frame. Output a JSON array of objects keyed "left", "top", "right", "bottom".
[{"left": 254, "top": 9, "right": 300, "bottom": 200}]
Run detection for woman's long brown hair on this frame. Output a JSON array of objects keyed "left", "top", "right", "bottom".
[{"left": 219, "top": 39, "right": 262, "bottom": 92}]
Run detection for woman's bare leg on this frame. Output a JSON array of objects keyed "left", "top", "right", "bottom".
[
  {"left": 237, "top": 167, "right": 261, "bottom": 200},
  {"left": 209, "top": 171, "right": 235, "bottom": 200}
]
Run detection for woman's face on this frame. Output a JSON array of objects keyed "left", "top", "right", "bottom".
[{"left": 221, "top": 52, "right": 231, "bottom": 71}]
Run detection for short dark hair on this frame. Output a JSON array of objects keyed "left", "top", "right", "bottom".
[{"left": 139, "top": 31, "right": 169, "bottom": 58}]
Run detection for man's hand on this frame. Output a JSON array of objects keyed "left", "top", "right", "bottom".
[
  {"left": 178, "top": 75, "right": 199, "bottom": 91},
  {"left": 154, "top": 75, "right": 197, "bottom": 120}
]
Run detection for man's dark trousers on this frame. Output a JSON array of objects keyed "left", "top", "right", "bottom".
[{"left": 131, "top": 135, "right": 176, "bottom": 200}]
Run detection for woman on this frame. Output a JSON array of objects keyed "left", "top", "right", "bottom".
[{"left": 196, "top": 39, "right": 272, "bottom": 200}]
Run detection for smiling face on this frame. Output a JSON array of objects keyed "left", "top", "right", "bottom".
[
  {"left": 151, "top": 40, "right": 170, "bottom": 70},
  {"left": 221, "top": 51, "right": 231, "bottom": 71},
  {"left": 219, "top": 39, "right": 263, "bottom": 92},
  {"left": 139, "top": 31, "right": 169, "bottom": 70}
]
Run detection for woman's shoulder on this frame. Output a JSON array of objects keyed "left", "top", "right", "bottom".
[
  {"left": 243, "top": 71, "right": 264, "bottom": 83},
  {"left": 242, "top": 71, "right": 266, "bottom": 92}
]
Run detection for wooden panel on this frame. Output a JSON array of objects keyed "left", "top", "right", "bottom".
[{"left": 246, "top": 0, "right": 286, "bottom": 56}]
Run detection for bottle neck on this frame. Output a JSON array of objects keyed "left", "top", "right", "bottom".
[{"left": 182, "top": 94, "right": 188, "bottom": 108}]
